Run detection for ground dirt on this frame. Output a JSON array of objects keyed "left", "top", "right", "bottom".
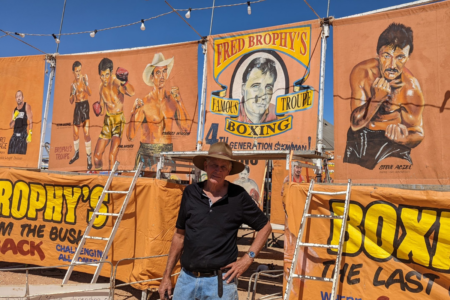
[{"left": 0, "top": 229, "right": 285, "bottom": 300}]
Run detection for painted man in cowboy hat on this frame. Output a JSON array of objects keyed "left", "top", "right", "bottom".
[
  {"left": 159, "top": 142, "right": 272, "bottom": 299},
  {"left": 126, "top": 52, "right": 191, "bottom": 170}
]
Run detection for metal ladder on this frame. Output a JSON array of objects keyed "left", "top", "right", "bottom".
[
  {"left": 62, "top": 161, "right": 143, "bottom": 284},
  {"left": 284, "top": 179, "right": 352, "bottom": 300}
]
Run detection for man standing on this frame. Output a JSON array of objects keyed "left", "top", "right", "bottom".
[
  {"left": 8, "top": 90, "right": 33, "bottom": 155},
  {"left": 159, "top": 142, "right": 272, "bottom": 299},
  {"left": 233, "top": 165, "right": 260, "bottom": 204},
  {"left": 237, "top": 57, "right": 278, "bottom": 124},
  {"left": 281, "top": 161, "right": 305, "bottom": 196},
  {"left": 345, "top": 23, "right": 425, "bottom": 170},
  {"left": 93, "top": 58, "right": 135, "bottom": 170},
  {"left": 126, "top": 53, "right": 190, "bottom": 170},
  {"left": 69, "top": 61, "right": 92, "bottom": 170}
]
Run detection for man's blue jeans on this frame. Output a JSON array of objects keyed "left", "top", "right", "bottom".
[{"left": 172, "top": 268, "right": 239, "bottom": 299}]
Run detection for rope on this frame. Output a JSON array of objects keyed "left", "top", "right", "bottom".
[{"left": 2, "top": 0, "right": 266, "bottom": 38}]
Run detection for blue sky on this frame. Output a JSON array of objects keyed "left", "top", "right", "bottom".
[{"left": 0, "top": 0, "right": 421, "bottom": 144}]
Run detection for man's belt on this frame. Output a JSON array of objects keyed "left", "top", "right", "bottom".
[
  {"left": 187, "top": 268, "right": 231, "bottom": 298},
  {"left": 14, "top": 133, "right": 24, "bottom": 137}
]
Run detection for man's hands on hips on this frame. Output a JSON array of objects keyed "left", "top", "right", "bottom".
[
  {"left": 158, "top": 276, "right": 172, "bottom": 300},
  {"left": 222, "top": 254, "right": 253, "bottom": 283}
]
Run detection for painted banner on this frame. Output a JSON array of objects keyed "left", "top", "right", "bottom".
[
  {"left": 228, "top": 159, "right": 266, "bottom": 208},
  {"left": 0, "top": 168, "right": 183, "bottom": 289},
  {"left": 202, "top": 21, "right": 321, "bottom": 151},
  {"left": 0, "top": 55, "right": 45, "bottom": 168},
  {"left": 283, "top": 182, "right": 450, "bottom": 300},
  {"left": 271, "top": 160, "right": 311, "bottom": 226},
  {"left": 333, "top": 1, "right": 450, "bottom": 184},
  {"left": 49, "top": 42, "right": 198, "bottom": 172}
]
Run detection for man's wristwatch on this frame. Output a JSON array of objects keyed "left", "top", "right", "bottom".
[{"left": 246, "top": 251, "right": 256, "bottom": 259}]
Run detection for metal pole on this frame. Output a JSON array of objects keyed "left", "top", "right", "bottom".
[
  {"left": 55, "top": 0, "right": 67, "bottom": 53},
  {"left": 38, "top": 57, "right": 56, "bottom": 169},
  {"left": 315, "top": 20, "right": 330, "bottom": 182},
  {"left": 197, "top": 43, "right": 208, "bottom": 151}
]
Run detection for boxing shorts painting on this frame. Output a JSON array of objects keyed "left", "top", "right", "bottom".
[
  {"left": 134, "top": 143, "right": 173, "bottom": 170},
  {"left": 344, "top": 127, "right": 412, "bottom": 170},
  {"left": 8, "top": 130, "right": 28, "bottom": 155},
  {"left": 99, "top": 112, "right": 125, "bottom": 140},
  {"left": 73, "top": 100, "right": 90, "bottom": 126}
]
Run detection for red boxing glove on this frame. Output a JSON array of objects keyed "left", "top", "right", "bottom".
[
  {"left": 250, "top": 188, "right": 260, "bottom": 202},
  {"left": 92, "top": 101, "right": 102, "bottom": 117},
  {"left": 116, "top": 67, "right": 129, "bottom": 83}
]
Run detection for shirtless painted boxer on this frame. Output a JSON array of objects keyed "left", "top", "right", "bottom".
[
  {"left": 233, "top": 165, "right": 260, "bottom": 204},
  {"left": 93, "top": 57, "right": 135, "bottom": 170},
  {"left": 345, "top": 23, "right": 425, "bottom": 170},
  {"left": 126, "top": 53, "right": 190, "bottom": 170},
  {"left": 69, "top": 61, "right": 92, "bottom": 170}
]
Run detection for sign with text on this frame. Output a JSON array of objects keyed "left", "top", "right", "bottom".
[
  {"left": 333, "top": 1, "right": 450, "bottom": 184},
  {"left": 50, "top": 42, "right": 198, "bottom": 172},
  {"left": 203, "top": 21, "right": 320, "bottom": 151},
  {"left": 0, "top": 55, "right": 45, "bottom": 168},
  {"left": 0, "top": 168, "right": 183, "bottom": 290},
  {"left": 283, "top": 183, "right": 450, "bottom": 300}
]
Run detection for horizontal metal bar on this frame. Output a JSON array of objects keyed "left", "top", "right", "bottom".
[
  {"left": 116, "top": 170, "right": 136, "bottom": 173},
  {"left": 310, "top": 191, "right": 347, "bottom": 196},
  {"left": 300, "top": 243, "right": 338, "bottom": 249},
  {"left": 162, "top": 163, "right": 194, "bottom": 169},
  {"left": 293, "top": 274, "right": 333, "bottom": 282},
  {"left": 305, "top": 214, "right": 343, "bottom": 220},
  {"left": 74, "top": 261, "right": 100, "bottom": 267},
  {"left": 94, "top": 212, "right": 120, "bottom": 217},
  {"left": 104, "top": 191, "right": 128, "bottom": 194},
  {"left": 85, "top": 236, "right": 109, "bottom": 241}
]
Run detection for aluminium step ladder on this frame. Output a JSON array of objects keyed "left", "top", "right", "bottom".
[
  {"left": 284, "top": 179, "right": 352, "bottom": 300},
  {"left": 62, "top": 161, "right": 143, "bottom": 284}
]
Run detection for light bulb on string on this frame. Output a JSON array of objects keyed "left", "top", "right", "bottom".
[
  {"left": 15, "top": 32, "right": 25, "bottom": 38},
  {"left": 141, "top": 19, "right": 146, "bottom": 31},
  {"left": 186, "top": 8, "right": 191, "bottom": 19},
  {"left": 52, "top": 34, "right": 60, "bottom": 44},
  {"left": 247, "top": 2, "right": 251, "bottom": 15},
  {"left": 90, "top": 30, "right": 97, "bottom": 38}
]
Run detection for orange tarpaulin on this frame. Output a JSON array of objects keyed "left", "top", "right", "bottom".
[
  {"left": 0, "top": 55, "right": 45, "bottom": 168},
  {"left": 283, "top": 182, "right": 450, "bottom": 299},
  {"left": 0, "top": 168, "right": 183, "bottom": 290}
]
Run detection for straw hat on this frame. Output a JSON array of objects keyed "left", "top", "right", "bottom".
[
  {"left": 193, "top": 142, "right": 245, "bottom": 175},
  {"left": 142, "top": 53, "right": 174, "bottom": 86}
]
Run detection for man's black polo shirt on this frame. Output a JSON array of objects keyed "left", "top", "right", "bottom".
[{"left": 176, "top": 181, "right": 268, "bottom": 272}]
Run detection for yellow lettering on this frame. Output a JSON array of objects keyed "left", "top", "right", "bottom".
[
  {"left": 63, "top": 187, "right": 81, "bottom": 224},
  {"left": 11, "top": 181, "right": 29, "bottom": 219},
  {"left": 365, "top": 204, "right": 397, "bottom": 260},
  {"left": 397, "top": 208, "right": 436, "bottom": 266},
  {"left": 44, "top": 185, "right": 63, "bottom": 222},
  {"left": 432, "top": 211, "right": 450, "bottom": 270},
  {"left": 89, "top": 186, "right": 109, "bottom": 229},
  {"left": 0, "top": 180, "right": 12, "bottom": 217},
  {"left": 27, "top": 183, "right": 46, "bottom": 219},
  {"left": 329, "top": 203, "right": 363, "bottom": 254}
]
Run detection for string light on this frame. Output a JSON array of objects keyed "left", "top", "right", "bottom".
[
  {"left": 140, "top": 19, "right": 146, "bottom": 31},
  {"left": 186, "top": 8, "right": 191, "bottom": 19},
  {"left": 3, "top": 1, "right": 266, "bottom": 39},
  {"left": 52, "top": 34, "right": 60, "bottom": 44},
  {"left": 15, "top": 32, "right": 25, "bottom": 38}
]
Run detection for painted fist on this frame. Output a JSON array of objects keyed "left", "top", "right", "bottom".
[
  {"left": 132, "top": 98, "right": 144, "bottom": 113},
  {"left": 83, "top": 74, "right": 89, "bottom": 86},
  {"left": 72, "top": 83, "right": 77, "bottom": 96},
  {"left": 92, "top": 101, "right": 102, "bottom": 117},
  {"left": 116, "top": 67, "right": 129, "bottom": 83},
  {"left": 26, "top": 130, "right": 32, "bottom": 143}
]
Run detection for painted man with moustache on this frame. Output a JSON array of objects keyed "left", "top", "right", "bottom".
[{"left": 344, "top": 23, "right": 425, "bottom": 170}]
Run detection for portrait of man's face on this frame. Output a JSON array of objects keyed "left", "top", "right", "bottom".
[
  {"left": 100, "top": 69, "right": 111, "bottom": 87},
  {"left": 73, "top": 65, "right": 82, "bottom": 80},
  {"left": 151, "top": 66, "right": 168, "bottom": 89},
  {"left": 239, "top": 168, "right": 249, "bottom": 181},
  {"left": 15, "top": 91, "right": 23, "bottom": 106},
  {"left": 242, "top": 67, "right": 275, "bottom": 118},
  {"left": 378, "top": 45, "right": 410, "bottom": 81},
  {"left": 293, "top": 163, "right": 302, "bottom": 176}
]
